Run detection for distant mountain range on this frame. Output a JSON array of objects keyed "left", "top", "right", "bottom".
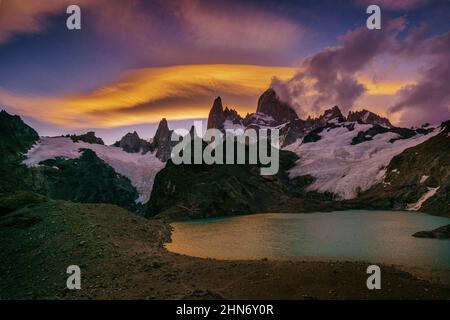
[{"left": 1, "top": 87, "right": 448, "bottom": 218}]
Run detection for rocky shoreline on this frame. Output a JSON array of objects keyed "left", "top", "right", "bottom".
[
  {"left": 413, "top": 225, "right": 450, "bottom": 239},
  {"left": 3, "top": 200, "right": 450, "bottom": 300}
]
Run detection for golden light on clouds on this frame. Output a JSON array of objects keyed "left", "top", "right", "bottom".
[
  {"left": 1, "top": 64, "right": 297, "bottom": 128},
  {"left": 0, "top": 64, "right": 412, "bottom": 129},
  {"left": 360, "top": 78, "right": 414, "bottom": 95}
]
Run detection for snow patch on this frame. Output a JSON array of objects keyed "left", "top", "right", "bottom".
[
  {"left": 407, "top": 187, "right": 440, "bottom": 211},
  {"left": 420, "top": 175, "right": 429, "bottom": 184},
  {"left": 285, "top": 124, "right": 439, "bottom": 199},
  {"left": 23, "top": 137, "right": 165, "bottom": 204},
  {"left": 328, "top": 117, "right": 340, "bottom": 125},
  {"left": 223, "top": 120, "right": 245, "bottom": 131},
  {"left": 362, "top": 111, "right": 370, "bottom": 122}
]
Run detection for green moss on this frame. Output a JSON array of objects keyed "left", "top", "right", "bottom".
[{"left": 0, "top": 191, "right": 47, "bottom": 215}]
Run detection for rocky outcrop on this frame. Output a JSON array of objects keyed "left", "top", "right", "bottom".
[
  {"left": 347, "top": 109, "right": 392, "bottom": 127},
  {"left": 354, "top": 121, "right": 450, "bottom": 216},
  {"left": 153, "top": 118, "right": 174, "bottom": 162},
  {"left": 351, "top": 125, "right": 417, "bottom": 145},
  {"left": 207, "top": 97, "right": 225, "bottom": 130},
  {"left": 113, "top": 131, "right": 153, "bottom": 154},
  {"left": 69, "top": 131, "right": 104, "bottom": 145},
  {"left": 207, "top": 97, "right": 243, "bottom": 131},
  {"left": 0, "top": 110, "right": 39, "bottom": 193},
  {"left": 279, "top": 107, "right": 343, "bottom": 147},
  {"left": 0, "top": 110, "right": 39, "bottom": 157},
  {"left": 318, "top": 106, "right": 345, "bottom": 125},
  {"left": 255, "top": 88, "right": 298, "bottom": 125},
  {"left": 413, "top": 225, "right": 450, "bottom": 239},
  {"left": 37, "top": 149, "right": 139, "bottom": 211}
]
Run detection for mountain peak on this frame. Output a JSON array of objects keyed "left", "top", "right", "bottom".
[
  {"left": 153, "top": 118, "right": 173, "bottom": 161},
  {"left": 70, "top": 131, "right": 104, "bottom": 145},
  {"left": 207, "top": 97, "right": 226, "bottom": 130},
  {"left": 256, "top": 88, "right": 298, "bottom": 125},
  {"left": 347, "top": 109, "right": 392, "bottom": 127},
  {"left": 113, "top": 131, "right": 152, "bottom": 154},
  {"left": 211, "top": 96, "right": 224, "bottom": 114},
  {"left": 319, "top": 106, "right": 345, "bottom": 123}
]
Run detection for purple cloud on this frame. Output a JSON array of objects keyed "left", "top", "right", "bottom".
[
  {"left": 389, "top": 40, "right": 450, "bottom": 126},
  {"left": 272, "top": 19, "right": 405, "bottom": 117},
  {"left": 273, "top": 17, "right": 450, "bottom": 126}
]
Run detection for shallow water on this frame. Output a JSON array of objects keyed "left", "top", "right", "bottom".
[{"left": 166, "top": 211, "right": 450, "bottom": 282}]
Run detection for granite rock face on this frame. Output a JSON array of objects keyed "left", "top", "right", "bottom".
[
  {"left": 113, "top": 131, "right": 153, "bottom": 154},
  {"left": 347, "top": 109, "right": 392, "bottom": 127},
  {"left": 69, "top": 132, "right": 104, "bottom": 145},
  {"left": 153, "top": 118, "right": 174, "bottom": 162},
  {"left": 255, "top": 88, "right": 298, "bottom": 125},
  {"left": 207, "top": 96, "right": 243, "bottom": 131}
]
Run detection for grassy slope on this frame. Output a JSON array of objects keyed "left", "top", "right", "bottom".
[
  {"left": 37, "top": 149, "right": 139, "bottom": 212},
  {"left": 1, "top": 200, "right": 449, "bottom": 300}
]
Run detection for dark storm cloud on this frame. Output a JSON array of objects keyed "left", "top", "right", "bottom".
[
  {"left": 272, "top": 18, "right": 405, "bottom": 117},
  {"left": 272, "top": 16, "right": 450, "bottom": 125}
]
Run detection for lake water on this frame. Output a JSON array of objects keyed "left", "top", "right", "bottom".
[{"left": 166, "top": 211, "right": 450, "bottom": 282}]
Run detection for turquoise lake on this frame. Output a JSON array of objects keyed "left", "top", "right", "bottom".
[{"left": 166, "top": 211, "right": 450, "bottom": 282}]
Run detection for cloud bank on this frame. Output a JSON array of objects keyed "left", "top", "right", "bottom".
[
  {"left": 272, "top": 18, "right": 450, "bottom": 126},
  {"left": 0, "top": 64, "right": 296, "bottom": 128}
]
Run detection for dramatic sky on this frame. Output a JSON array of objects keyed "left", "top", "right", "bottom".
[{"left": 0, "top": 0, "right": 449, "bottom": 143}]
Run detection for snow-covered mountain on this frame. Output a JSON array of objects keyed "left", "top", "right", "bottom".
[
  {"left": 24, "top": 137, "right": 165, "bottom": 204},
  {"left": 190, "top": 88, "right": 448, "bottom": 215},
  {"left": 1, "top": 86, "right": 448, "bottom": 216}
]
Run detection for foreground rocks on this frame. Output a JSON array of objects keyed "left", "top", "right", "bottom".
[{"left": 413, "top": 225, "right": 450, "bottom": 239}]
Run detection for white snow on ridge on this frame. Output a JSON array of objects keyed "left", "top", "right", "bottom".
[
  {"left": 407, "top": 187, "right": 440, "bottom": 211},
  {"left": 223, "top": 120, "right": 245, "bottom": 131},
  {"left": 285, "top": 124, "right": 440, "bottom": 200},
  {"left": 23, "top": 137, "right": 165, "bottom": 204}
]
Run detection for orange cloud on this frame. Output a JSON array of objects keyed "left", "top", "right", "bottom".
[
  {"left": 0, "top": 63, "right": 415, "bottom": 129},
  {"left": 0, "top": 64, "right": 297, "bottom": 128}
]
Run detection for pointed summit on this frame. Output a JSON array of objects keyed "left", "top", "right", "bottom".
[
  {"left": 207, "top": 96, "right": 243, "bottom": 131},
  {"left": 256, "top": 88, "right": 298, "bottom": 125},
  {"left": 320, "top": 106, "right": 345, "bottom": 124},
  {"left": 207, "top": 97, "right": 226, "bottom": 130},
  {"left": 347, "top": 109, "right": 392, "bottom": 127},
  {"left": 153, "top": 118, "right": 173, "bottom": 162}
]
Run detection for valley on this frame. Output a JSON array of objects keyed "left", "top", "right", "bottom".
[
  {"left": 1, "top": 87, "right": 449, "bottom": 300},
  {"left": 1, "top": 200, "right": 449, "bottom": 300}
]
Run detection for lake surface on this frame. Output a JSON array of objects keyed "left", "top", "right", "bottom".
[{"left": 166, "top": 211, "right": 450, "bottom": 282}]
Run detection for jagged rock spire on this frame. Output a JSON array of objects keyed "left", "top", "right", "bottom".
[
  {"left": 319, "top": 106, "right": 345, "bottom": 123},
  {"left": 207, "top": 97, "right": 226, "bottom": 130},
  {"left": 256, "top": 88, "right": 298, "bottom": 125},
  {"left": 153, "top": 118, "right": 173, "bottom": 162},
  {"left": 347, "top": 109, "right": 392, "bottom": 127}
]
